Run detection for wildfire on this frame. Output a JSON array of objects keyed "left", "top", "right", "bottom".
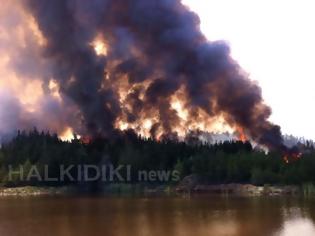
[
  {"left": 48, "top": 79, "right": 61, "bottom": 101},
  {"left": 118, "top": 121, "right": 129, "bottom": 131},
  {"left": 236, "top": 127, "right": 247, "bottom": 142},
  {"left": 59, "top": 127, "right": 75, "bottom": 142},
  {"left": 80, "top": 136, "right": 92, "bottom": 144},
  {"left": 282, "top": 152, "right": 302, "bottom": 164},
  {"left": 171, "top": 99, "right": 188, "bottom": 121},
  {"left": 115, "top": 118, "right": 156, "bottom": 138},
  {"left": 91, "top": 36, "right": 108, "bottom": 56}
]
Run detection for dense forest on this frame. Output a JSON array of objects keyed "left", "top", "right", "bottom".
[{"left": 0, "top": 129, "right": 315, "bottom": 188}]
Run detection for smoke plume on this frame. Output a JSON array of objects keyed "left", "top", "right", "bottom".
[{"left": 0, "top": 0, "right": 284, "bottom": 150}]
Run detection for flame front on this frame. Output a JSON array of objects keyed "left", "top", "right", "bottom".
[
  {"left": 60, "top": 127, "right": 75, "bottom": 142},
  {"left": 0, "top": 1, "right": 255, "bottom": 142}
]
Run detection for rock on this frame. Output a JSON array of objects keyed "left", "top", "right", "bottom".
[
  {"left": 0, "top": 186, "right": 72, "bottom": 197},
  {"left": 175, "top": 179, "right": 301, "bottom": 196},
  {"left": 176, "top": 174, "right": 200, "bottom": 192}
]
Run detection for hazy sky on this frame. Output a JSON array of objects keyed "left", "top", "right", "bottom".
[{"left": 183, "top": 0, "right": 315, "bottom": 140}]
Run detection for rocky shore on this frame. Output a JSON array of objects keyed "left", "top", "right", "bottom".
[
  {"left": 175, "top": 175, "right": 300, "bottom": 196},
  {"left": 0, "top": 186, "right": 73, "bottom": 197},
  {"left": 0, "top": 179, "right": 303, "bottom": 197}
]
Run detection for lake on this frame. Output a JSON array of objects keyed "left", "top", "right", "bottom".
[{"left": 0, "top": 195, "right": 314, "bottom": 236}]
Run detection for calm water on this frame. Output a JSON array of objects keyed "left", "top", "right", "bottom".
[{"left": 0, "top": 195, "right": 315, "bottom": 236}]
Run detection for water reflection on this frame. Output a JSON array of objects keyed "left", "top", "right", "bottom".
[
  {"left": 275, "top": 218, "right": 315, "bottom": 236},
  {"left": 0, "top": 195, "right": 314, "bottom": 236}
]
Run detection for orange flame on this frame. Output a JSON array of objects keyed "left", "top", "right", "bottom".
[
  {"left": 91, "top": 36, "right": 108, "bottom": 56},
  {"left": 283, "top": 155, "right": 289, "bottom": 164},
  {"left": 237, "top": 127, "right": 247, "bottom": 142},
  {"left": 282, "top": 152, "right": 302, "bottom": 164},
  {"left": 59, "top": 127, "right": 75, "bottom": 142}
]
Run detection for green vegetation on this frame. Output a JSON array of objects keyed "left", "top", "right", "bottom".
[{"left": 0, "top": 129, "right": 314, "bottom": 189}]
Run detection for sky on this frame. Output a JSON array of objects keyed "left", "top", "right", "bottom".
[{"left": 183, "top": 0, "right": 315, "bottom": 140}]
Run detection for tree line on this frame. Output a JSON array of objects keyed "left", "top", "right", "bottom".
[{"left": 0, "top": 129, "right": 314, "bottom": 187}]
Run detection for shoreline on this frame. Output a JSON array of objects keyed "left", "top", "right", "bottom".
[
  {"left": 0, "top": 183, "right": 306, "bottom": 197},
  {"left": 0, "top": 186, "right": 75, "bottom": 197},
  {"left": 175, "top": 184, "right": 301, "bottom": 196}
]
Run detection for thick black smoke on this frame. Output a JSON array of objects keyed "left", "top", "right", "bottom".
[{"left": 23, "top": 0, "right": 284, "bottom": 150}]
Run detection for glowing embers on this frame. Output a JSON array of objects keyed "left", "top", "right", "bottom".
[{"left": 283, "top": 152, "right": 302, "bottom": 164}]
